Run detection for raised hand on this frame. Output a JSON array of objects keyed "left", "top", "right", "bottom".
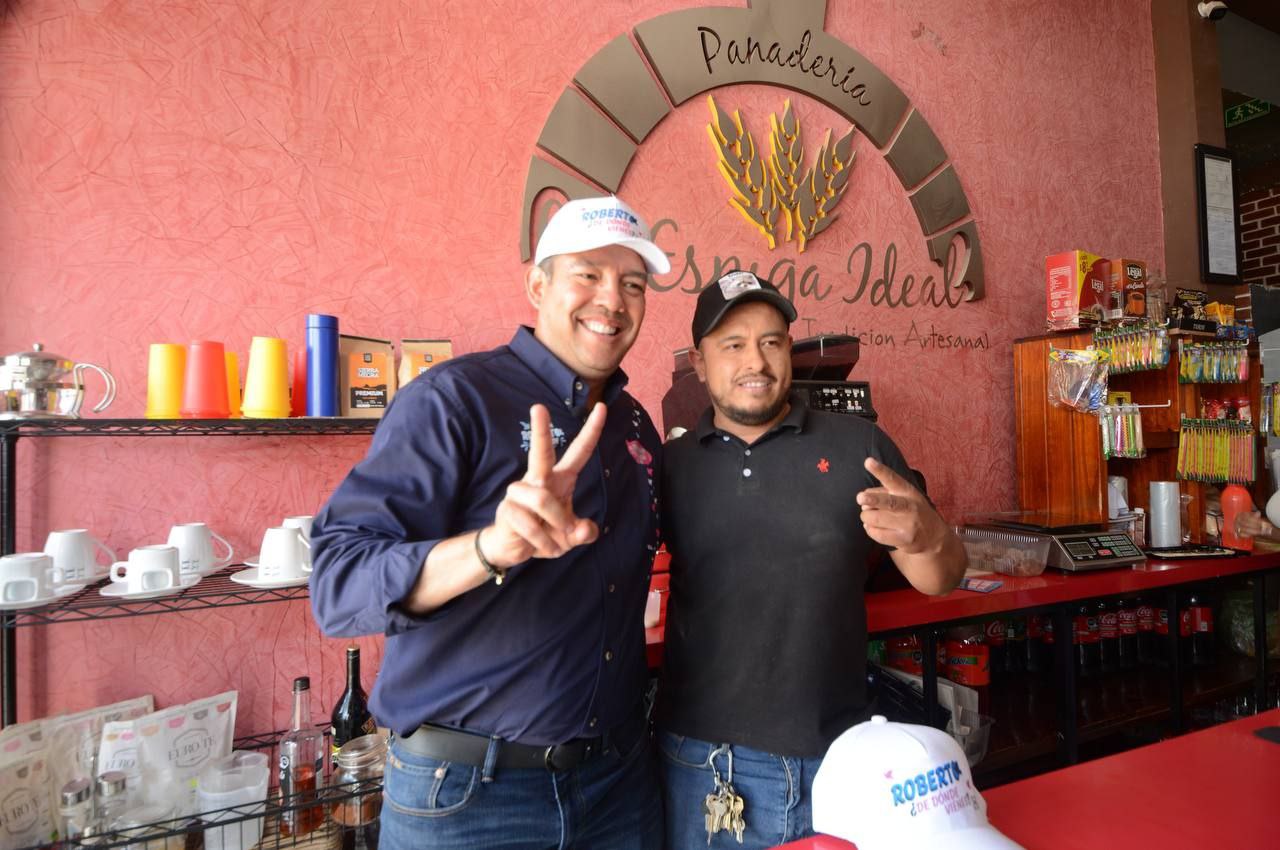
[
  {"left": 485, "top": 402, "right": 607, "bottom": 567},
  {"left": 856, "top": 457, "right": 948, "bottom": 555}
]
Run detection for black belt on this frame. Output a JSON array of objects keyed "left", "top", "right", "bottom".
[{"left": 396, "top": 706, "right": 645, "bottom": 772}]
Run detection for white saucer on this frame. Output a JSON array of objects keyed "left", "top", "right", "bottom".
[
  {"left": 99, "top": 573, "right": 201, "bottom": 600},
  {"left": 230, "top": 568, "right": 309, "bottom": 589},
  {"left": 0, "top": 583, "right": 82, "bottom": 611}
]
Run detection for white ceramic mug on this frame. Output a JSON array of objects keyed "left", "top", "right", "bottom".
[
  {"left": 281, "top": 516, "right": 314, "bottom": 568},
  {"left": 166, "top": 523, "right": 234, "bottom": 575},
  {"left": 110, "top": 545, "right": 181, "bottom": 593},
  {"left": 257, "top": 527, "right": 311, "bottom": 581},
  {"left": 43, "top": 529, "right": 115, "bottom": 584},
  {"left": 0, "top": 553, "right": 56, "bottom": 604}
]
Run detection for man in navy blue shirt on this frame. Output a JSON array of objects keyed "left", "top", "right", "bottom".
[{"left": 310, "top": 195, "right": 670, "bottom": 849}]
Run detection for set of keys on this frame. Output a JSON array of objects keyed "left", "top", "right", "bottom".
[{"left": 703, "top": 746, "right": 746, "bottom": 844}]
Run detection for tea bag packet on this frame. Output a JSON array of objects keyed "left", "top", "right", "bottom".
[
  {"left": 0, "top": 752, "right": 55, "bottom": 850},
  {"left": 134, "top": 691, "right": 238, "bottom": 814},
  {"left": 98, "top": 718, "right": 144, "bottom": 793}
]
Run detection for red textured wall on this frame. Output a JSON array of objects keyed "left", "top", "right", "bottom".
[
  {"left": 1242, "top": 187, "right": 1280, "bottom": 285},
  {"left": 0, "top": 1, "right": 1165, "bottom": 735}
]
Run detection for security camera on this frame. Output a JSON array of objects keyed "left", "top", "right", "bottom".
[{"left": 1197, "top": 1, "right": 1228, "bottom": 21}]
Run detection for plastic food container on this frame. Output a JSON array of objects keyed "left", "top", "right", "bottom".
[
  {"left": 956, "top": 526, "right": 1051, "bottom": 577},
  {"left": 947, "top": 708, "right": 994, "bottom": 766}
]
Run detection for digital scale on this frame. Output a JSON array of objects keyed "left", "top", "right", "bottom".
[{"left": 974, "top": 511, "right": 1147, "bottom": 572}]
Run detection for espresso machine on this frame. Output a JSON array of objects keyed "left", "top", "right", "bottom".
[{"left": 660, "top": 334, "right": 875, "bottom": 433}]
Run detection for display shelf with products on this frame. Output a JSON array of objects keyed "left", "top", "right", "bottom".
[
  {"left": 1, "top": 565, "right": 310, "bottom": 627},
  {"left": 16, "top": 727, "right": 385, "bottom": 850},
  {"left": 1, "top": 418, "right": 375, "bottom": 727}
]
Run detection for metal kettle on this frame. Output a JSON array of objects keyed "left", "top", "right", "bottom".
[{"left": 0, "top": 343, "right": 117, "bottom": 419}]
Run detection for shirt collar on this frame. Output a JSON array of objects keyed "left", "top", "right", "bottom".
[
  {"left": 695, "top": 393, "right": 808, "bottom": 443},
  {"left": 508, "top": 326, "right": 630, "bottom": 414}
]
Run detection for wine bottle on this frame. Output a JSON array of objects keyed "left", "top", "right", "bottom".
[{"left": 331, "top": 646, "right": 377, "bottom": 771}]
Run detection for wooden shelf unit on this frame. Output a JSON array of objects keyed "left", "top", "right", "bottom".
[{"left": 1013, "top": 329, "right": 1265, "bottom": 538}]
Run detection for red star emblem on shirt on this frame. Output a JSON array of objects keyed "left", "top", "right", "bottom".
[{"left": 817, "top": 458, "right": 830, "bottom": 473}]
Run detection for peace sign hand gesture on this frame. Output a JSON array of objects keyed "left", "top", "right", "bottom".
[
  {"left": 485, "top": 402, "right": 607, "bottom": 567},
  {"left": 856, "top": 457, "right": 948, "bottom": 555}
]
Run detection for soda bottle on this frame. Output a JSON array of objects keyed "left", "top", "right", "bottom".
[
  {"left": 1003, "top": 617, "right": 1027, "bottom": 674},
  {"left": 1154, "top": 605, "right": 1172, "bottom": 667},
  {"left": 1040, "top": 614, "right": 1056, "bottom": 672},
  {"left": 1025, "top": 614, "right": 1047, "bottom": 673},
  {"left": 1116, "top": 598, "right": 1139, "bottom": 670},
  {"left": 1136, "top": 597, "right": 1156, "bottom": 666},
  {"left": 944, "top": 632, "right": 991, "bottom": 714},
  {"left": 1187, "top": 593, "right": 1215, "bottom": 667},
  {"left": 1074, "top": 603, "right": 1101, "bottom": 677},
  {"left": 984, "top": 618, "right": 1006, "bottom": 676},
  {"left": 1098, "top": 600, "right": 1120, "bottom": 673}
]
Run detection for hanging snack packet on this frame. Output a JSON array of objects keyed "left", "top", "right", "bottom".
[{"left": 1048, "top": 348, "right": 1109, "bottom": 412}]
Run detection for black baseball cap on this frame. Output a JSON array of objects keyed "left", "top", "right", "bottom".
[{"left": 692, "top": 271, "right": 798, "bottom": 347}]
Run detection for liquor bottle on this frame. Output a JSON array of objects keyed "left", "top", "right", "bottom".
[
  {"left": 280, "top": 677, "right": 325, "bottom": 837},
  {"left": 331, "top": 646, "right": 377, "bottom": 771},
  {"left": 1097, "top": 600, "right": 1119, "bottom": 673},
  {"left": 1116, "top": 598, "right": 1139, "bottom": 671}
]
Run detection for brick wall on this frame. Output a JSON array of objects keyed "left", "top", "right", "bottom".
[{"left": 1242, "top": 186, "right": 1280, "bottom": 286}]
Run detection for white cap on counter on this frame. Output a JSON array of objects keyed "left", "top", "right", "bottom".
[{"left": 811, "top": 715, "right": 1024, "bottom": 850}]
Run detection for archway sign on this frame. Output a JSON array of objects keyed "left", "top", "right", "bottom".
[{"left": 519, "top": 0, "right": 985, "bottom": 301}]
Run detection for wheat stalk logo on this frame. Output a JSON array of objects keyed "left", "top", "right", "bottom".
[{"left": 707, "top": 96, "right": 857, "bottom": 253}]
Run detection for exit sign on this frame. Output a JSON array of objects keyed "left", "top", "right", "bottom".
[{"left": 1225, "top": 99, "right": 1271, "bottom": 128}]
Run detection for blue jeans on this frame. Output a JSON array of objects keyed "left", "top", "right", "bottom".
[
  {"left": 380, "top": 725, "right": 663, "bottom": 850},
  {"left": 657, "top": 730, "right": 823, "bottom": 850}
]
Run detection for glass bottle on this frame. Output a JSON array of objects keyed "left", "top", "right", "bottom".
[
  {"left": 95, "top": 771, "right": 131, "bottom": 835},
  {"left": 279, "top": 676, "right": 325, "bottom": 837},
  {"left": 59, "top": 777, "right": 95, "bottom": 841},
  {"left": 332, "top": 734, "right": 387, "bottom": 850},
  {"left": 330, "top": 647, "right": 376, "bottom": 772}
]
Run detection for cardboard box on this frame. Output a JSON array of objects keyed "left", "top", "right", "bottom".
[
  {"left": 1046, "top": 250, "right": 1108, "bottom": 330},
  {"left": 1205, "top": 301, "right": 1235, "bottom": 327},
  {"left": 1105, "top": 258, "right": 1147, "bottom": 319},
  {"left": 339, "top": 335, "right": 396, "bottom": 418}
]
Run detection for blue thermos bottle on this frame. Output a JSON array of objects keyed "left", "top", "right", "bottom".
[{"left": 306, "top": 314, "right": 339, "bottom": 416}]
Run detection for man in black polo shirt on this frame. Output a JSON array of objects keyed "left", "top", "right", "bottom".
[{"left": 657, "top": 271, "right": 966, "bottom": 849}]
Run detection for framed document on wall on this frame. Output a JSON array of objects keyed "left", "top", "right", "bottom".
[{"left": 1194, "top": 144, "right": 1242, "bottom": 285}]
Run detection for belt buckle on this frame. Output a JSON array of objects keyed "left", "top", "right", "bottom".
[{"left": 543, "top": 745, "right": 558, "bottom": 771}]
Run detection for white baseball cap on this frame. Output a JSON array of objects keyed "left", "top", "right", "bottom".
[
  {"left": 812, "top": 716, "right": 1024, "bottom": 850},
  {"left": 533, "top": 195, "right": 670, "bottom": 275}
]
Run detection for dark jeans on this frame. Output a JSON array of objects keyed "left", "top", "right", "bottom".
[
  {"left": 657, "top": 730, "right": 822, "bottom": 849},
  {"left": 380, "top": 724, "right": 663, "bottom": 850}
]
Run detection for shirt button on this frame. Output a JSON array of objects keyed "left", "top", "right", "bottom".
[
  {"left": 603, "top": 526, "right": 611, "bottom": 535},
  {"left": 574, "top": 380, "right": 583, "bottom": 390},
  {"left": 744, "top": 449, "right": 752, "bottom": 456},
  {"left": 604, "top": 650, "right": 614, "bottom": 661},
  {"left": 722, "top": 435, "right": 730, "bottom": 442},
  {"left": 743, "top": 468, "right": 752, "bottom": 478},
  {"left": 604, "top": 468, "right": 611, "bottom": 478},
  {"left": 589, "top": 717, "right": 598, "bottom": 728},
  {"left": 564, "top": 398, "right": 572, "bottom": 407},
  {"left": 608, "top": 583, "right": 616, "bottom": 593}
]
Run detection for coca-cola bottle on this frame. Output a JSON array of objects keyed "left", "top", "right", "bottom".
[
  {"left": 1136, "top": 597, "right": 1157, "bottom": 666},
  {"left": 1098, "top": 600, "right": 1120, "bottom": 673},
  {"left": 1074, "top": 603, "right": 1101, "bottom": 677},
  {"left": 1116, "top": 598, "right": 1139, "bottom": 671},
  {"left": 1186, "top": 593, "right": 1215, "bottom": 667},
  {"left": 1154, "top": 605, "right": 1171, "bottom": 667},
  {"left": 1003, "top": 617, "right": 1027, "bottom": 674},
  {"left": 984, "top": 618, "right": 1006, "bottom": 676},
  {"left": 1025, "top": 614, "right": 1047, "bottom": 673},
  {"left": 1040, "top": 615, "right": 1056, "bottom": 672}
]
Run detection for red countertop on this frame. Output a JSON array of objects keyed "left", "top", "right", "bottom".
[
  {"left": 645, "top": 551, "right": 1280, "bottom": 665},
  {"left": 773, "top": 708, "right": 1280, "bottom": 850}
]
